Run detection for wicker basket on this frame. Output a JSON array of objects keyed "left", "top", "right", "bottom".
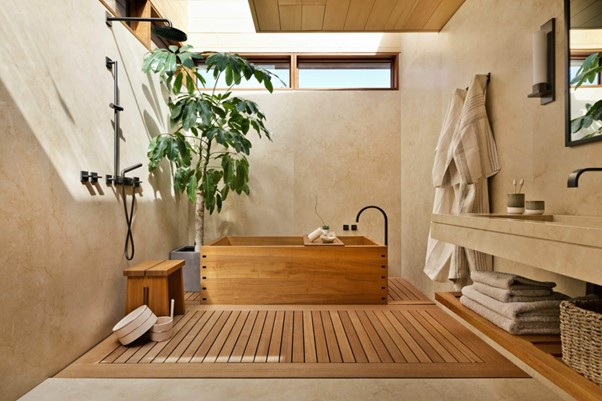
[{"left": 560, "top": 298, "right": 602, "bottom": 386}]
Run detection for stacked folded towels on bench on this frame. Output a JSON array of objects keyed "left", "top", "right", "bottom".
[{"left": 460, "top": 271, "right": 568, "bottom": 335}]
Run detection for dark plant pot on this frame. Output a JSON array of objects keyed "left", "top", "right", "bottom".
[{"left": 169, "top": 245, "right": 200, "bottom": 292}]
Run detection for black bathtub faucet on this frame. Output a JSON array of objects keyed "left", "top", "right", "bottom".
[
  {"left": 567, "top": 167, "right": 602, "bottom": 188},
  {"left": 355, "top": 205, "right": 388, "bottom": 246}
]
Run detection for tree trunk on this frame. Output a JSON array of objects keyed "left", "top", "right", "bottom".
[{"left": 195, "top": 192, "right": 205, "bottom": 252}]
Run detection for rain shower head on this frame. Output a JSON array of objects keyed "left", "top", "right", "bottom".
[
  {"left": 152, "top": 25, "right": 188, "bottom": 42},
  {"left": 105, "top": 11, "right": 188, "bottom": 42}
]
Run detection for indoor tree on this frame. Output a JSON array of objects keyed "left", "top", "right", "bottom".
[{"left": 142, "top": 45, "right": 277, "bottom": 250}]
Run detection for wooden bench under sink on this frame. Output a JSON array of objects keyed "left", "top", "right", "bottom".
[
  {"left": 436, "top": 292, "right": 602, "bottom": 401},
  {"left": 123, "top": 260, "right": 186, "bottom": 317}
]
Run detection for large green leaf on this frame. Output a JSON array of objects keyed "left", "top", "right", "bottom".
[
  {"left": 174, "top": 167, "right": 191, "bottom": 192},
  {"left": 173, "top": 72, "right": 184, "bottom": 95},
  {"left": 174, "top": 133, "right": 192, "bottom": 166},
  {"left": 264, "top": 77, "right": 273, "bottom": 93},
  {"left": 225, "top": 65, "right": 233, "bottom": 86},
  {"left": 571, "top": 117, "right": 584, "bottom": 133},
  {"left": 147, "top": 136, "right": 162, "bottom": 171},
  {"left": 142, "top": 53, "right": 155, "bottom": 73},
  {"left": 166, "top": 53, "right": 177, "bottom": 75},
  {"left": 187, "top": 174, "right": 198, "bottom": 202}
]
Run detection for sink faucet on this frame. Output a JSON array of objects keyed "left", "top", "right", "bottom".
[
  {"left": 355, "top": 205, "right": 388, "bottom": 246},
  {"left": 567, "top": 168, "right": 602, "bottom": 187}
]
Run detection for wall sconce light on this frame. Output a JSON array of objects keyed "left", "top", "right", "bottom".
[{"left": 528, "top": 18, "right": 555, "bottom": 105}]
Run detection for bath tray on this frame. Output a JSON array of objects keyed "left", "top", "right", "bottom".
[{"left": 303, "top": 236, "right": 344, "bottom": 246}]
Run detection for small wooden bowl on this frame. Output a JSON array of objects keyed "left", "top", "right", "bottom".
[
  {"left": 150, "top": 329, "right": 173, "bottom": 342},
  {"left": 112, "top": 305, "right": 154, "bottom": 339},
  {"left": 117, "top": 312, "right": 157, "bottom": 345},
  {"left": 151, "top": 316, "right": 173, "bottom": 333}
]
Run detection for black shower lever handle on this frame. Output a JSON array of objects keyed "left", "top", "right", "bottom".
[{"left": 109, "top": 102, "right": 124, "bottom": 111}]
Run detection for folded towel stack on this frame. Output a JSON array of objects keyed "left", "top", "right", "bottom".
[{"left": 460, "top": 271, "right": 568, "bottom": 335}]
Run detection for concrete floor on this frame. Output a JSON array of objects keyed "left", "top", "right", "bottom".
[{"left": 20, "top": 378, "right": 567, "bottom": 401}]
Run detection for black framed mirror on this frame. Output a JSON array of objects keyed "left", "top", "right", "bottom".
[{"left": 565, "top": 0, "right": 602, "bottom": 146}]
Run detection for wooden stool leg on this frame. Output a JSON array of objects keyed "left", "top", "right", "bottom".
[
  {"left": 147, "top": 277, "right": 169, "bottom": 316},
  {"left": 168, "top": 268, "right": 186, "bottom": 315},
  {"left": 125, "top": 277, "right": 146, "bottom": 315}
]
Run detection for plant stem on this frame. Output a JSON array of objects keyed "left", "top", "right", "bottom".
[
  {"left": 195, "top": 192, "right": 205, "bottom": 250},
  {"left": 314, "top": 195, "right": 326, "bottom": 226},
  {"left": 194, "top": 129, "right": 214, "bottom": 248}
]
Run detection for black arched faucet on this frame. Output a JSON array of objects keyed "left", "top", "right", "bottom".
[
  {"left": 355, "top": 205, "right": 388, "bottom": 246},
  {"left": 567, "top": 167, "right": 602, "bottom": 187},
  {"left": 567, "top": 167, "right": 602, "bottom": 297}
]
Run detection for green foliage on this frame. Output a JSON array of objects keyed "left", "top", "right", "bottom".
[
  {"left": 570, "top": 52, "right": 602, "bottom": 137},
  {"left": 143, "top": 45, "right": 275, "bottom": 214}
]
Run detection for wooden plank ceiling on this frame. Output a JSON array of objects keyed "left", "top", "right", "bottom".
[{"left": 248, "top": 0, "right": 466, "bottom": 32}]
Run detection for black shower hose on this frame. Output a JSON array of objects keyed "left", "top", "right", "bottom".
[{"left": 122, "top": 182, "right": 136, "bottom": 261}]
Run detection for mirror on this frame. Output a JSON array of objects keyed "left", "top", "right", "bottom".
[{"left": 565, "top": 0, "right": 602, "bottom": 146}]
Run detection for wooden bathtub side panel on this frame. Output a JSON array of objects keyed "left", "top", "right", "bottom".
[{"left": 200, "top": 245, "right": 388, "bottom": 304}]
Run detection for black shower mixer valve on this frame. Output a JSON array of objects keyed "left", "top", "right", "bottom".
[{"left": 105, "top": 174, "right": 142, "bottom": 187}]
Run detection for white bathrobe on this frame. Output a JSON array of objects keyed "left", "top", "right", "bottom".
[
  {"left": 424, "top": 88, "right": 466, "bottom": 283},
  {"left": 425, "top": 74, "right": 500, "bottom": 286}
]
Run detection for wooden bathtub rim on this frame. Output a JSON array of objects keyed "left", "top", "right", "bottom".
[{"left": 202, "top": 235, "right": 386, "bottom": 248}]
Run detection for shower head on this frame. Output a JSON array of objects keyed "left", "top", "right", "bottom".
[
  {"left": 106, "top": 11, "right": 187, "bottom": 42},
  {"left": 152, "top": 25, "right": 188, "bottom": 42}
]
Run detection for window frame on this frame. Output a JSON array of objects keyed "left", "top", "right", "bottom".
[
  {"left": 196, "top": 52, "right": 399, "bottom": 91},
  {"left": 294, "top": 53, "right": 399, "bottom": 91}
]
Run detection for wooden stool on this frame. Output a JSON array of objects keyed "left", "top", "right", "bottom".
[{"left": 123, "top": 260, "right": 185, "bottom": 316}]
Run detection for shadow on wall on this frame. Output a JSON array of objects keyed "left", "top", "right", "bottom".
[
  {"left": 0, "top": 77, "right": 126, "bottom": 399},
  {"left": 0, "top": 71, "right": 184, "bottom": 400}
]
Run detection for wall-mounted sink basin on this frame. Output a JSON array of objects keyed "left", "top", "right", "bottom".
[{"left": 430, "top": 213, "right": 602, "bottom": 285}]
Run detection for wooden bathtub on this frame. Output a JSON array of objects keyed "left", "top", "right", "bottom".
[{"left": 200, "top": 236, "right": 388, "bottom": 304}]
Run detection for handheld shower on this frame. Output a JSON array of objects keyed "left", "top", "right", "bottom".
[{"left": 120, "top": 163, "right": 143, "bottom": 261}]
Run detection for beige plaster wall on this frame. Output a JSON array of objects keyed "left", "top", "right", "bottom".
[
  {"left": 153, "top": 0, "right": 188, "bottom": 33},
  {"left": 399, "top": 32, "right": 450, "bottom": 297},
  {"left": 0, "top": 1, "right": 188, "bottom": 399},
  {"left": 401, "top": 0, "right": 599, "bottom": 299},
  {"left": 204, "top": 91, "right": 402, "bottom": 276}
]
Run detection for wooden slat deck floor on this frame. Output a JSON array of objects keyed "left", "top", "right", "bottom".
[
  {"left": 387, "top": 277, "right": 432, "bottom": 304},
  {"left": 57, "top": 278, "right": 526, "bottom": 379}
]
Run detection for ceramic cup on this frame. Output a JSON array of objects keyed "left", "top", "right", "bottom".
[
  {"left": 525, "top": 200, "right": 545, "bottom": 215},
  {"left": 507, "top": 193, "right": 525, "bottom": 214}
]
